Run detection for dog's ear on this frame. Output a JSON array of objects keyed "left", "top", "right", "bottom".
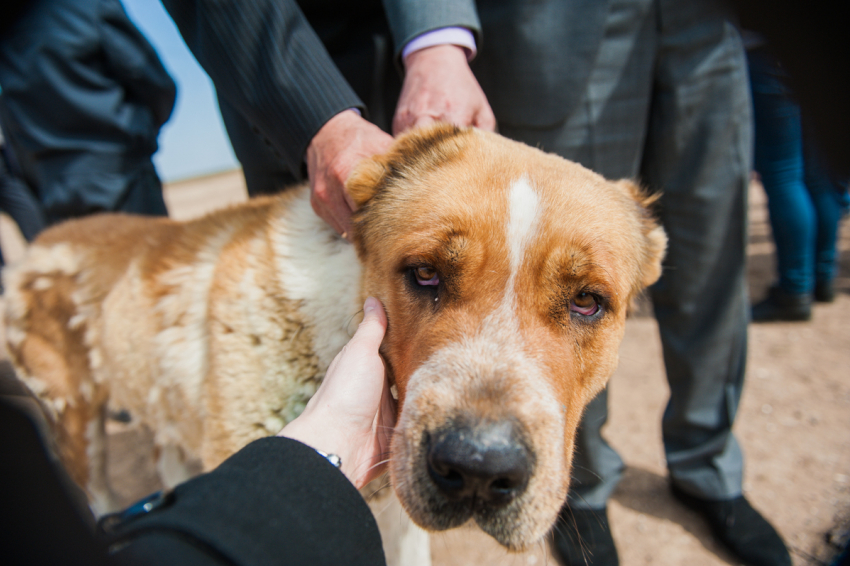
[
  {"left": 614, "top": 179, "right": 667, "bottom": 288},
  {"left": 347, "top": 124, "right": 470, "bottom": 209},
  {"left": 347, "top": 156, "right": 387, "bottom": 209}
]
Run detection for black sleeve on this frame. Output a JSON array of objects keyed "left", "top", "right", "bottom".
[
  {"left": 159, "top": 0, "right": 365, "bottom": 178},
  {"left": 0, "top": 400, "right": 111, "bottom": 566},
  {"left": 0, "top": 0, "right": 31, "bottom": 37},
  {"left": 110, "top": 437, "right": 387, "bottom": 566}
]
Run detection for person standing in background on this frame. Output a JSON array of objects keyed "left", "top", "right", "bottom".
[
  {"left": 0, "top": 0, "right": 176, "bottom": 225},
  {"left": 746, "top": 36, "right": 849, "bottom": 321}
]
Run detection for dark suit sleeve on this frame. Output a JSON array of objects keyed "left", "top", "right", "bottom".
[
  {"left": 0, "top": 0, "right": 32, "bottom": 37},
  {"left": 381, "top": 0, "right": 481, "bottom": 59},
  {"left": 111, "top": 437, "right": 386, "bottom": 566},
  {"left": 159, "top": 0, "right": 365, "bottom": 178},
  {"left": 99, "top": 0, "right": 176, "bottom": 128}
]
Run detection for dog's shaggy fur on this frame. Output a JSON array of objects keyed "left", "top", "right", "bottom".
[{"left": 4, "top": 125, "right": 665, "bottom": 551}]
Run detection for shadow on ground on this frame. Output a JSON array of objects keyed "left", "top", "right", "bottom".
[{"left": 612, "top": 466, "right": 741, "bottom": 564}]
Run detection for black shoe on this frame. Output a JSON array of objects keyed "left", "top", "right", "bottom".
[
  {"left": 751, "top": 285, "right": 811, "bottom": 322},
  {"left": 553, "top": 506, "right": 619, "bottom": 566},
  {"left": 671, "top": 485, "right": 792, "bottom": 566},
  {"left": 815, "top": 280, "right": 836, "bottom": 303}
]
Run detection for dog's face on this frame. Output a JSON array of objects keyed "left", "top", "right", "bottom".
[{"left": 348, "top": 125, "right": 666, "bottom": 549}]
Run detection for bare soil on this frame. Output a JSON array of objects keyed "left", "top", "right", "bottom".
[{"left": 2, "top": 170, "right": 847, "bottom": 565}]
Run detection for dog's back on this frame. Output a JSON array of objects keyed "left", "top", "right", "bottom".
[{"left": 2, "top": 192, "right": 334, "bottom": 511}]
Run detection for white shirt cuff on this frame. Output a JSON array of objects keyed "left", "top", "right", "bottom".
[{"left": 402, "top": 27, "right": 477, "bottom": 62}]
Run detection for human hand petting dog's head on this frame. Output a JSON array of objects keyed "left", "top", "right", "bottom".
[
  {"left": 306, "top": 111, "right": 394, "bottom": 240},
  {"left": 279, "top": 297, "right": 396, "bottom": 489}
]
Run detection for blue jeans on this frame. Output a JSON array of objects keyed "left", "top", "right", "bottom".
[{"left": 748, "top": 48, "right": 849, "bottom": 295}]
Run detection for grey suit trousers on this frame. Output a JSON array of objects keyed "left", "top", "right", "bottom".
[{"left": 499, "top": 0, "right": 752, "bottom": 507}]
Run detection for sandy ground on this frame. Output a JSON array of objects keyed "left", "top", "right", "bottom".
[{"left": 1, "top": 169, "right": 848, "bottom": 565}]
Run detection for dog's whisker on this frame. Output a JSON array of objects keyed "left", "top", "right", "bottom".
[
  {"left": 371, "top": 495, "right": 399, "bottom": 518},
  {"left": 558, "top": 505, "right": 593, "bottom": 566},
  {"left": 344, "top": 308, "right": 364, "bottom": 338},
  {"left": 351, "top": 452, "right": 393, "bottom": 474},
  {"left": 364, "top": 459, "right": 392, "bottom": 474},
  {"left": 362, "top": 473, "right": 393, "bottom": 494},
  {"left": 534, "top": 531, "right": 549, "bottom": 561},
  {"left": 365, "top": 480, "right": 394, "bottom": 502},
  {"left": 569, "top": 466, "right": 604, "bottom": 483}
]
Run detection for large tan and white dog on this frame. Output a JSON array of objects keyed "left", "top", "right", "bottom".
[{"left": 4, "top": 125, "right": 665, "bottom": 555}]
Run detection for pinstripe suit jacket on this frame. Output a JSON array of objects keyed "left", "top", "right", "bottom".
[{"left": 161, "top": 0, "right": 609, "bottom": 175}]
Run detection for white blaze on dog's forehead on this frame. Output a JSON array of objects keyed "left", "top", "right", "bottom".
[
  {"left": 401, "top": 177, "right": 557, "bottom": 426},
  {"left": 506, "top": 176, "right": 541, "bottom": 279}
]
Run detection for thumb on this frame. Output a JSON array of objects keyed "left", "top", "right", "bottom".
[
  {"left": 352, "top": 297, "right": 387, "bottom": 351},
  {"left": 473, "top": 108, "right": 498, "bottom": 132}
]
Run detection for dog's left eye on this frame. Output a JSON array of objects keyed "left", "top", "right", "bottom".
[
  {"left": 414, "top": 266, "right": 440, "bottom": 286},
  {"left": 570, "top": 292, "right": 600, "bottom": 316}
]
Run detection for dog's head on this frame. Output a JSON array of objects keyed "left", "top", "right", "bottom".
[{"left": 348, "top": 125, "right": 666, "bottom": 549}]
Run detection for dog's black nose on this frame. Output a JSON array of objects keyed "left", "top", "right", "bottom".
[{"left": 426, "top": 420, "right": 531, "bottom": 507}]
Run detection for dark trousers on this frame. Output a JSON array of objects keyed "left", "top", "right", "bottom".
[{"left": 501, "top": 0, "right": 752, "bottom": 506}]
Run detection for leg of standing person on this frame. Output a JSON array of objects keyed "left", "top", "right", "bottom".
[
  {"left": 640, "top": 2, "right": 790, "bottom": 565},
  {"left": 748, "top": 47, "right": 815, "bottom": 321},
  {"left": 802, "top": 140, "right": 849, "bottom": 302},
  {"left": 643, "top": 0, "right": 750, "bottom": 504},
  {"left": 500, "top": 1, "right": 790, "bottom": 564}
]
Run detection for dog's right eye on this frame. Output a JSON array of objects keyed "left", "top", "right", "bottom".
[
  {"left": 570, "top": 292, "right": 601, "bottom": 317},
  {"left": 414, "top": 266, "right": 440, "bottom": 286}
]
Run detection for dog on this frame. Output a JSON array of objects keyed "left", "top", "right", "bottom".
[{"left": 4, "top": 124, "right": 665, "bottom": 556}]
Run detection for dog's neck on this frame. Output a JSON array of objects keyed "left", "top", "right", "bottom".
[{"left": 268, "top": 187, "right": 363, "bottom": 374}]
